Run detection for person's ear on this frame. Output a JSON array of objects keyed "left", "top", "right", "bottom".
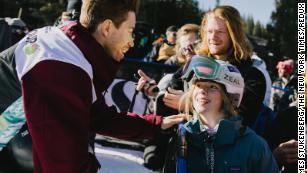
[{"left": 99, "top": 19, "right": 113, "bottom": 37}]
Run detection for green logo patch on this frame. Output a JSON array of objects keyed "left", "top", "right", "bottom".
[{"left": 24, "top": 43, "right": 39, "bottom": 56}]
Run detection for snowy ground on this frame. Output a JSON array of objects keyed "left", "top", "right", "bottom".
[
  {"left": 96, "top": 145, "right": 158, "bottom": 173},
  {"left": 0, "top": 135, "right": 160, "bottom": 173},
  {"left": 95, "top": 135, "right": 159, "bottom": 173}
]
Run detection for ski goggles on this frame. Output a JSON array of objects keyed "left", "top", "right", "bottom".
[{"left": 181, "top": 55, "right": 221, "bottom": 82}]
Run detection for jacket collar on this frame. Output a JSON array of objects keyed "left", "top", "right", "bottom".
[
  {"left": 60, "top": 22, "right": 121, "bottom": 94},
  {"left": 184, "top": 116, "right": 245, "bottom": 148}
]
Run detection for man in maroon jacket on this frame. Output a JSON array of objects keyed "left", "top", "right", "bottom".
[{"left": 4, "top": 0, "right": 185, "bottom": 172}]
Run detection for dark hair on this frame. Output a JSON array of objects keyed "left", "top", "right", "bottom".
[{"left": 80, "top": 0, "right": 140, "bottom": 33}]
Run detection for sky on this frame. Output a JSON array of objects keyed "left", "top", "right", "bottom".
[{"left": 197, "top": 0, "right": 276, "bottom": 25}]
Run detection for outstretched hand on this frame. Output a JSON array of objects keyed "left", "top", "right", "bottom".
[
  {"left": 161, "top": 114, "right": 188, "bottom": 130},
  {"left": 163, "top": 87, "right": 185, "bottom": 110},
  {"left": 273, "top": 139, "right": 298, "bottom": 164},
  {"left": 136, "top": 69, "right": 158, "bottom": 97}
]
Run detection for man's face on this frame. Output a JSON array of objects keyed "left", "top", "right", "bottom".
[
  {"left": 205, "top": 16, "right": 231, "bottom": 59},
  {"left": 105, "top": 11, "right": 135, "bottom": 62}
]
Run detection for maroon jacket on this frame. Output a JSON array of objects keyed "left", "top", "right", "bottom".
[{"left": 18, "top": 23, "right": 162, "bottom": 173}]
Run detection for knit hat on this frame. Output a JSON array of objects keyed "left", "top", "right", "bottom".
[{"left": 276, "top": 59, "right": 294, "bottom": 74}]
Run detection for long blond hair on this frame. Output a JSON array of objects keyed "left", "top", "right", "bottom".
[
  {"left": 179, "top": 81, "right": 237, "bottom": 120},
  {"left": 197, "top": 6, "right": 252, "bottom": 64}
]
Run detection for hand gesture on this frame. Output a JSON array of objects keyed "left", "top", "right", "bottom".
[
  {"left": 273, "top": 139, "right": 298, "bottom": 164},
  {"left": 161, "top": 114, "right": 188, "bottom": 130},
  {"left": 182, "top": 44, "right": 196, "bottom": 58},
  {"left": 163, "top": 87, "right": 185, "bottom": 110},
  {"left": 136, "top": 69, "right": 158, "bottom": 97}
]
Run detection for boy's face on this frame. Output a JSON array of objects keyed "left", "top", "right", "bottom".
[{"left": 192, "top": 81, "right": 223, "bottom": 115}]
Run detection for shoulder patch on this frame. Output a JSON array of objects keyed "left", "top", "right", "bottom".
[{"left": 23, "top": 43, "right": 39, "bottom": 56}]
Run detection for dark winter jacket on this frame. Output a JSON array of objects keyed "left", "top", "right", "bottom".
[
  {"left": 265, "top": 106, "right": 301, "bottom": 173},
  {"left": 183, "top": 118, "right": 279, "bottom": 173}
]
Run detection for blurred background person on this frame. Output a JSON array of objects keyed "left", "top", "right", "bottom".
[
  {"left": 4, "top": 18, "right": 28, "bottom": 45},
  {"left": 264, "top": 60, "right": 300, "bottom": 173},
  {"left": 165, "top": 23, "right": 199, "bottom": 66},
  {"left": 0, "top": 18, "right": 28, "bottom": 51},
  {"left": 269, "top": 59, "right": 297, "bottom": 112},
  {"left": 145, "top": 25, "right": 177, "bottom": 63}
]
